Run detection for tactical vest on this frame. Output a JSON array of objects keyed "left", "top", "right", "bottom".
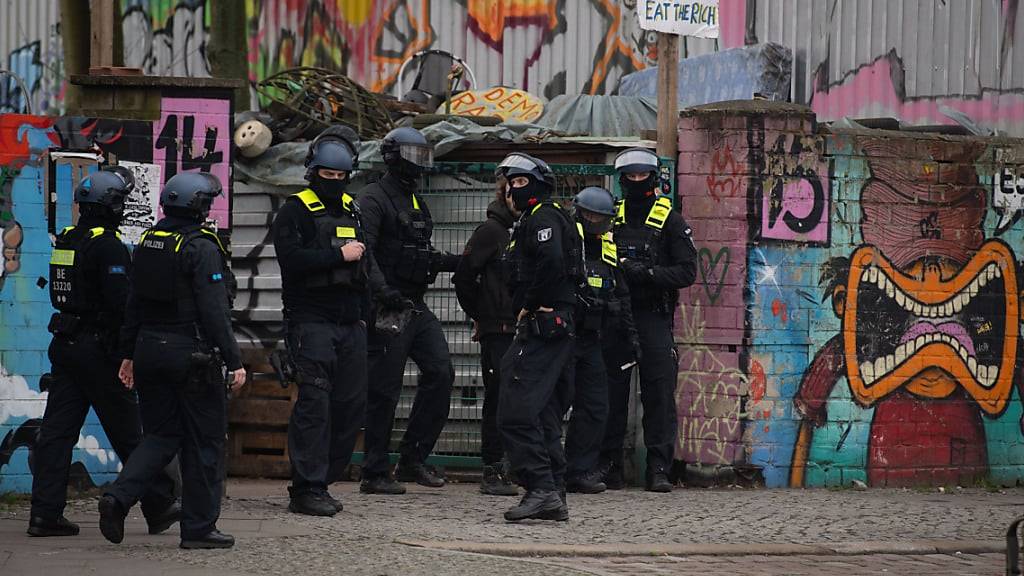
[
  {"left": 375, "top": 192, "right": 435, "bottom": 287},
  {"left": 291, "top": 189, "right": 368, "bottom": 290},
  {"left": 505, "top": 202, "right": 585, "bottom": 290},
  {"left": 579, "top": 233, "right": 618, "bottom": 331},
  {"left": 612, "top": 196, "right": 675, "bottom": 311},
  {"left": 132, "top": 224, "right": 231, "bottom": 325},
  {"left": 49, "top": 225, "right": 119, "bottom": 315}
]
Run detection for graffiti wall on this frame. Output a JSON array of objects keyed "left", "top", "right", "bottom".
[
  {"left": 676, "top": 102, "right": 1024, "bottom": 487},
  {"left": 0, "top": 91, "right": 232, "bottom": 492}
]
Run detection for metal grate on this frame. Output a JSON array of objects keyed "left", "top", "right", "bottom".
[{"left": 387, "top": 162, "right": 618, "bottom": 467}]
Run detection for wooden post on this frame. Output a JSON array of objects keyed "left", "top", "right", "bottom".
[
  {"left": 60, "top": 0, "right": 90, "bottom": 113},
  {"left": 90, "top": 0, "right": 115, "bottom": 70},
  {"left": 209, "top": 0, "right": 252, "bottom": 110},
  {"left": 656, "top": 33, "right": 680, "bottom": 160}
]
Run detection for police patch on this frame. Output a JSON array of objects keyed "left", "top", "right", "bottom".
[
  {"left": 537, "top": 228, "right": 552, "bottom": 242},
  {"left": 107, "top": 265, "right": 126, "bottom": 275},
  {"left": 210, "top": 273, "right": 223, "bottom": 283}
]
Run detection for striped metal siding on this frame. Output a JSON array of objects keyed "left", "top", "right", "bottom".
[
  {"left": 0, "top": 0, "right": 62, "bottom": 114},
  {"left": 751, "top": 0, "right": 1023, "bottom": 134}
]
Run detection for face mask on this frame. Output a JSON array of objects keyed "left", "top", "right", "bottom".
[
  {"left": 508, "top": 180, "right": 546, "bottom": 212},
  {"left": 390, "top": 160, "right": 425, "bottom": 189},
  {"left": 312, "top": 174, "right": 350, "bottom": 202},
  {"left": 620, "top": 172, "right": 657, "bottom": 200},
  {"left": 578, "top": 211, "right": 612, "bottom": 237}
]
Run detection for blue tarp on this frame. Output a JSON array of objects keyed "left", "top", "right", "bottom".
[{"left": 616, "top": 43, "right": 793, "bottom": 106}]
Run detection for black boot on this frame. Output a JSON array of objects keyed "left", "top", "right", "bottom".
[
  {"left": 359, "top": 474, "right": 407, "bottom": 495},
  {"left": 324, "top": 491, "right": 343, "bottom": 513},
  {"left": 601, "top": 461, "right": 625, "bottom": 490},
  {"left": 26, "top": 515, "right": 80, "bottom": 537},
  {"left": 288, "top": 492, "right": 338, "bottom": 516},
  {"left": 504, "top": 489, "right": 568, "bottom": 522},
  {"left": 98, "top": 495, "right": 126, "bottom": 544},
  {"left": 146, "top": 501, "right": 181, "bottom": 535},
  {"left": 646, "top": 470, "right": 673, "bottom": 493},
  {"left": 566, "top": 470, "right": 607, "bottom": 494},
  {"left": 394, "top": 461, "right": 445, "bottom": 488},
  {"left": 180, "top": 529, "right": 235, "bottom": 549},
  {"left": 480, "top": 464, "right": 518, "bottom": 496}
]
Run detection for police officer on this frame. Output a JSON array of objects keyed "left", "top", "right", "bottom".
[
  {"left": 98, "top": 172, "right": 245, "bottom": 549},
  {"left": 452, "top": 156, "right": 527, "bottom": 497},
  {"left": 498, "top": 154, "right": 581, "bottom": 522},
  {"left": 273, "top": 127, "right": 369, "bottom": 516},
  {"left": 29, "top": 167, "right": 179, "bottom": 537},
  {"left": 599, "top": 148, "right": 697, "bottom": 492},
  {"left": 564, "top": 186, "right": 639, "bottom": 495},
  {"left": 358, "top": 127, "right": 459, "bottom": 494}
]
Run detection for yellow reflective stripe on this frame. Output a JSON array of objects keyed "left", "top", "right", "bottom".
[
  {"left": 50, "top": 248, "right": 75, "bottom": 266},
  {"left": 614, "top": 201, "right": 626, "bottom": 225},
  {"left": 587, "top": 276, "right": 603, "bottom": 288},
  {"left": 342, "top": 192, "right": 354, "bottom": 211},
  {"left": 575, "top": 221, "right": 584, "bottom": 239},
  {"left": 644, "top": 197, "right": 672, "bottom": 230},
  {"left": 601, "top": 233, "right": 617, "bottom": 266},
  {"left": 530, "top": 201, "right": 561, "bottom": 216},
  {"left": 88, "top": 227, "right": 106, "bottom": 238},
  {"left": 412, "top": 194, "right": 421, "bottom": 210},
  {"left": 336, "top": 226, "right": 356, "bottom": 238},
  {"left": 149, "top": 230, "right": 176, "bottom": 237},
  {"left": 294, "top": 189, "right": 325, "bottom": 212},
  {"left": 61, "top": 225, "right": 75, "bottom": 235},
  {"left": 200, "top": 228, "right": 227, "bottom": 253}
]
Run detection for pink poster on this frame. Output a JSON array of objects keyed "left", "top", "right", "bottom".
[{"left": 153, "top": 96, "right": 232, "bottom": 229}]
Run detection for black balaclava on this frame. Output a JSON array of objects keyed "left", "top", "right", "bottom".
[
  {"left": 309, "top": 173, "right": 350, "bottom": 209},
  {"left": 507, "top": 176, "right": 549, "bottom": 213},
  {"left": 78, "top": 203, "right": 122, "bottom": 229},
  {"left": 620, "top": 171, "right": 658, "bottom": 202},
  {"left": 388, "top": 160, "right": 423, "bottom": 190}
]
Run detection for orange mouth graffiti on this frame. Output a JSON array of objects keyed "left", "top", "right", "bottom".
[{"left": 838, "top": 240, "right": 1021, "bottom": 414}]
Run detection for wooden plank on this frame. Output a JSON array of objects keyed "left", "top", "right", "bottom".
[
  {"left": 656, "top": 33, "right": 680, "bottom": 162},
  {"left": 228, "top": 397, "right": 292, "bottom": 427},
  {"left": 90, "top": 0, "right": 115, "bottom": 68}
]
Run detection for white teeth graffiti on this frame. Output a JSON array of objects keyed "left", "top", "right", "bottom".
[
  {"left": 858, "top": 332, "right": 999, "bottom": 388},
  {"left": 860, "top": 263, "right": 1002, "bottom": 321}
]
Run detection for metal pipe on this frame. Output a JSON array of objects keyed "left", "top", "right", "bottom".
[{"left": 0, "top": 68, "right": 33, "bottom": 115}]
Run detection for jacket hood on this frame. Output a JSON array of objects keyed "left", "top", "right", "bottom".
[{"left": 486, "top": 199, "right": 515, "bottom": 228}]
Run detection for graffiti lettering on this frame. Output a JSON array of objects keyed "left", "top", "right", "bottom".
[
  {"left": 994, "top": 166, "right": 1024, "bottom": 234},
  {"left": 759, "top": 134, "right": 829, "bottom": 244},
  {"left": 919, "top": 211, "right": 941, "bottom": 239}
]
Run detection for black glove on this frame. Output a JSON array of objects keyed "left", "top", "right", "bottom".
[
  {"left": 619, "top": 258, "right": 652, "bottom": 283},
  {"left": 432, "top": 251, "right": 461, "bottom": 274}
]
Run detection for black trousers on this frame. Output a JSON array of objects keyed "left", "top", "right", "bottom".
[
  {"left": 31, "top": 332, "right": 176, "bottom": 521},
  {"left": 498, "top": 328, "right": 574, "bottom": 491},
  {"left": 286, "top": 320, "right": 367, "bottom": 495},
  {"left": 601, "top": 309, "right": 679, "bottom": 475},
  {"left": 105, "top": 329, "right": 226, "bottom": 540},
  {"left": 478, "top": 333, "right": 514, "bottom": 466},
  {"left": 363, "top": 303, "right": 454, "bottom": 477},
  {"left": 564, "top": 331, "right": 609, "bottom": 479}
]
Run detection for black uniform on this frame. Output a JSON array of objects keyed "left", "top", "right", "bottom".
[
  {"left": 273, "top": 189, "right": 369, "bottom": 495},
  {"left": 565, "top": 232, "right": 636, "bottom": 480},
  {"left": 358, "top": 173, "right": 457, "bottom": 477},
  {"left": 600, "top": 196, "right": 697, "bottom": 479},
  {"left": 104, "top": 216, "right": 240, "bottom": 541},
  {"left": 498, "top": 202, "right": 581, "bottom": 492},
  {"left": 452, "top": 199, "right": 517, "bottom": 466},
  {"left": 31, "top": 217, "right": 177, "bottom": 524}
]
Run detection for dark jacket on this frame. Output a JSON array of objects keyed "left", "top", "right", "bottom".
[
  {"left": 56, "top": 214, "right": 132, "bottom": 337},
  {"left": 120, "top": 216, "right": 242, "bottom": 371},
  {"left": 453, "top": 199, "right": 516, "bottom": 336},
  {"left": 508, "top": 202, "right": 579, "bottom": 313},
  {"left": 617, "top": 196, "right": 698, "bottom": 312},
  {"left": 272, "top": 193, "right": 369, "bottom": 324}
]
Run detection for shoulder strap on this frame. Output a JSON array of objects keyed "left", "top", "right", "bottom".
[
  {"left": 644, "top": 197, "right": 673, "bottom": 230},
  {"left": 293, "top": 189, "right": 325, "bottom": 213},
  {"left": 601, "top": 232, "right": 618, "bottom": 266}
]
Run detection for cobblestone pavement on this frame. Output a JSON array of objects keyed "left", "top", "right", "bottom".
[{"left": 2, "top": 479, "right": 1021, "bottom": 575}]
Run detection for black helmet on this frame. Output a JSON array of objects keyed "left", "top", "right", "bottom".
[
  {"left": 75, "top": 166, "right": 135, "bottom": 215},
  {"left": 305, "top": 125, "right": 359, "bottom": 180},
  {"left": 614, "top": 147, "right": 659, "bottom": 174},
  {"left": 503, "top": 154, "right": 555, "bottom": 189},
  {"left": 573, "top": 186, "right": 615, "bottom": 236},
  {"left": 160, "top": 172, "right": 222, "bottom": 219},
  {"left": 381, "top": 127, "right": 433, "bottom": 171}
]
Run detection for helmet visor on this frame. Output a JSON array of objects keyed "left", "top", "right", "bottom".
[
  {"left": 497, "top": 154, "right": 539, "bottom": 174},
  {"left": 399, "top": 144, "right": 434, "bottom": 168},
  {"left": 614, "top": 149, "right": 659, "bottom": 173}
]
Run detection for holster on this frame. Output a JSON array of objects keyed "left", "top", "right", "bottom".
[
  {"left": 528, "top": 310, "right": 573, "bottom": 340},
  {"left": 47, "top": 312, "right": 81, "bottom": 337},
  {"left": 270, "top": 348, "right": 298, "bottom": 389},
  {"left": 187, "top": 349, "right": 222, "bottom": 392}
]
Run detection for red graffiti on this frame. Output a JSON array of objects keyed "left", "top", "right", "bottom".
[
  {"left": 706, "top": 145, "right": 740, "bottom": 200},
  {"left": 749, "top": 359, "right": 766, "bottom": 403},
  {"left": 0, "top": 115, "right": 57, "bottom": 166},
  {"left": 771, "top": 298, "right": 788, "bottom": 323}
]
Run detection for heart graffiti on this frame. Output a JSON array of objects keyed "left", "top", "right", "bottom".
[{"left": 698, "top": 246, "right": 730, "bottom": 304}]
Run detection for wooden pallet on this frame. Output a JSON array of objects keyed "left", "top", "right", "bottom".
[{"left": 227, "top": 355, "right": 295, "bottom": 478}]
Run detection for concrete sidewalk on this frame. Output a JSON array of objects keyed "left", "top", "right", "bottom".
[{"left": 1, "top": 478, "right": 1020, "bottom": 575}]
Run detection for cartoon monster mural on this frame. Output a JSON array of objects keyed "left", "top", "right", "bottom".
[{"left": 790, "top": 141, "right": 1024, "bottom": 487}]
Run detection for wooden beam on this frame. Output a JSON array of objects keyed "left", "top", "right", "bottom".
[
  {"left": 90, "top": 0, "right": 115, "bottom": 69},
  {"left": 656, "top": 33, "right": 680, "bottom": 160}
]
